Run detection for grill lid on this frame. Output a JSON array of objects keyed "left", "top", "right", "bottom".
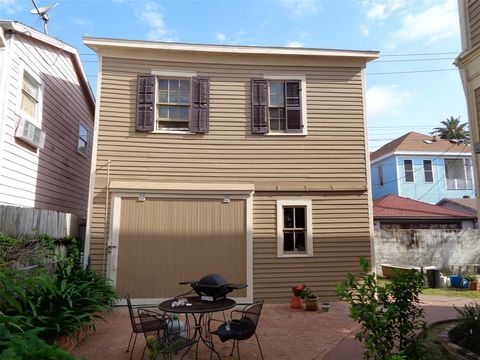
[{"left": 197, "top": 273, "right": 228, "bottom": 287}]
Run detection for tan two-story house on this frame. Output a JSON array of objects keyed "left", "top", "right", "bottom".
[{"left": 83, "top": 37, "right": 378, "bottom": 303}]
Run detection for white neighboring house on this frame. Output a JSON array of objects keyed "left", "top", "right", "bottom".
[{"left": 0, "top": 20, "right": 95, "bottom": 232}]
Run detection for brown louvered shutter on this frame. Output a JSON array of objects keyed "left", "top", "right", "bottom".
[
  {"left": 251, "top": 79, "right": 268, "bottom": 134},
  {"left": 285, "top": 80, "right": 302, "bottom": 133},
  {"left": 136, "top": 75, "right": 155, "bottom": 132},
  {"left": 190, "top": 77, "right": 210, "bottom": 133}
]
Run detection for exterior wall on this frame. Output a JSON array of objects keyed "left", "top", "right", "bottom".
[
  {"left": 468, "top": 0, "right": 480, "bottom": 49},
  {"left": 397, "top": 155, "right": 475, "bottom": 204},
  {"left": 374, "top": 229, "right": 480, "bottom": 273},
  {"left": 371, "top": 155, "right": 399, "bottom": 200},
  {"left": 88, "top": 50, "right": 372, "bottom": 300},
  {"left": 0, "top": 33, "right": 94, "bottom": 217},
  {"left": 253, "top": 192, "right": 370, "bottom": 302}
]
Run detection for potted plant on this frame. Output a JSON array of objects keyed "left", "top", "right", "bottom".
[
  {"left": 464, "top": 274, "right": 479, "bottom": 291},
  {"left": 300, "top": 286, "right": 319, "bottom": 311},
  {"left": 291, "top": 284, "right": 305, "bottom": 309}
]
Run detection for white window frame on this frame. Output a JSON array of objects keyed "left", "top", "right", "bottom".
[
  {"left": 17, "top": 65, "right": 44, "bottom": 124},
  {"left": 276, "top": 199, "right": 313, "bottom": 258},
  {"left": 263, "top": 74, "right": 307, "bottom": 136},
  {"left": 444, "top": 158, "right": 474, "bottom": 190},
  {"left": 151, "top": 70, "right": 197, "bottom": 134},
  {"left": 403, "top": 159, "right": 415, "bottom": 183},
  {"left": 423, "top": 159, "right": 434, "bottom": 183},
  {"left": 378, "top": 165, "right": 384, "bottom": 187},
  {"left": 77, "top": 123, "right": 89, "bottom": 156}
]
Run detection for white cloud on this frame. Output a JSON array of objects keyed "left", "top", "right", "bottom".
[
  {"left": 282, "top": 0, "right": 319, "bottom": 17},
  {"left": 0, "top": 0, "right": 22, "bottom": 14},
  {"left": 360, "top": 24, "right": 369, "bottom": 36},
  {"left": 215, "top": 33, "right": 226, "bottom": 42},
  {"left": 392, "top": 0, "right": 458, "bottom": 44},
  {"left": 286, "top": 41, "right": 304, "bottom": 47},
  {"left": 363, "top": 0, "right": 405, "bottom": 20},
  {"left": 367, "top": 85, "right": 411, "bottom": 116},
  {"left": 136, "top": 1, "right": 176, "bottom": 41}
]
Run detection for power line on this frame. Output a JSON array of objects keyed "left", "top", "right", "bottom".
[
  {"left": 380, "top": 51, "right": 458, "bottom": 57},
  {"left": 367, "top": 68, "right": 457, "bottom": 75},
  {"left": 373, "top": 57, "right": 454, "bottom": 63}
]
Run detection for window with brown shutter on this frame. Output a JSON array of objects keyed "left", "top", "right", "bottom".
[
  {"left": 190, "top": 77, "right": 209, "bottom": 133},
  {"left": 136, "top": 75, "right": 155, "bottom": 132},
  {"left": 251, "top": 78, "right": 303, "bottom": 134},
  {"left": 137, "top": 74, "right": 210, "bottom": 133}
]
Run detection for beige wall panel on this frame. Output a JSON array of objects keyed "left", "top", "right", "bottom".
[
  {"left": 115, "top": 198, "right": 246, "bottom": 298},
  {"left": 252, "top": 192, "right": 370, "bottom": 303}
]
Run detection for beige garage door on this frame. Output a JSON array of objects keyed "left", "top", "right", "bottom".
[{"left": 115, "top": 197, "right": 247, "bottom": 298}]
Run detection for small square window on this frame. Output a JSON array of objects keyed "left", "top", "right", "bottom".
[
  {"left": 78, "top": 124, "right": 88, "bottom": 155},
  {"left": 276, "top": 200, "right": 313, "bottom": 257}
]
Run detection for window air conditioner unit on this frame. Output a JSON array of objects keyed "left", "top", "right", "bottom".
[{"left": 15, "top": 117, "right": 46, "bottom": 149}]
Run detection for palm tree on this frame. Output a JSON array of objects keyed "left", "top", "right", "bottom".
[{"left": 430, "top": 116, "right": 469, "bottom": 141}]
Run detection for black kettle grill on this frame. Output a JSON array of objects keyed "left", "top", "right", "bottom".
[{"left": 179, "top": 273, "right": 247, "bottom": 302}]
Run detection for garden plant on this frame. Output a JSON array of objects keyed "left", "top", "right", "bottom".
[
  {"left": 337, "top": 257, "right": 426, "bottom": 360},
  {"left": 0, "top": 233, "right": 118, "bottom": 358}
]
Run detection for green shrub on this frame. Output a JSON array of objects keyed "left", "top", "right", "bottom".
[
  {"left": 0, "top": 323, "right": 74, "bottom": 360},
  {"left": 449, "top": 302, "right": 480, "bottom": 355},
  {"left": 336, "top": 258, "right": 426, "bottom": 360}
]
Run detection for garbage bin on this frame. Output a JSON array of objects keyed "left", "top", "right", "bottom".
[
  {"left": 426, "top": 269, "right": 441, "bottom": 288},
  {"left": 450, "top": 274, "right": 463, "bottom": 288}
]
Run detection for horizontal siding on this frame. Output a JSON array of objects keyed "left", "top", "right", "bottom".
[
  {"left": 89, "top": 54, "right": 371, "bottom": 300},
  {"left": 469, "top": 0, "right": 480, "bottom": 48},
  {"left": 96, "top": 57, "right": 367, "bottom": 184},
  {"left": 253, "top": 192, "right": 370, "bottom": 303},
  {"left": 0, "top": 33, "right": 94, "bottom": 216}
]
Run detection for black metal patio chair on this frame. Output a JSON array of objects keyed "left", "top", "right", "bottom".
[
  {"left": 125, "top": 294, "right": 166, "bottom": 359},
  {"left": 209, "top": 299, "right": 264, "bottom": 359},
  {"left": 138, "top": 309, "right": 198, "bottom": 360}
]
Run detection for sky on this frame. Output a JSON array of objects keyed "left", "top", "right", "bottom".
[{"left": 0, "top": 0, "right": 466, "bottom": 151}]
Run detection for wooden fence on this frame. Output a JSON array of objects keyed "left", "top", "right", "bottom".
[{"left": 0, "top": 205, "right": 80, "bottom": 239}]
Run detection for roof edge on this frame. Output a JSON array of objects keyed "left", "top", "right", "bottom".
[
  {"left": 83, "top": 36, "right": 379, "bottom": 61},
  {"left": 1, "top": 20, "right": 95, "bottom": 110}
]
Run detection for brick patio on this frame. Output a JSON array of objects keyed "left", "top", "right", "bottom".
[{"left": 72, "top": 295, "right": 478, "bottom": 360}]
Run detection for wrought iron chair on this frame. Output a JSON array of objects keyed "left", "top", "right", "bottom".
[
  {"left": 138, "top": 309, "right": 198, "bottom": 360},
  {"left": 209, "top": 299, "right": 264, "bottom": 359},
  {"left": 125, "top": 294, "right": 165, "bottom": 360}
]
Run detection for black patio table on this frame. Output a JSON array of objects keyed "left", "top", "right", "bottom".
[{"left": 158, "top": 296, "right": 236, "bottom": 359}]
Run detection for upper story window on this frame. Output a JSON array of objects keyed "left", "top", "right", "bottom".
[
  {"left": 135, "top": 74, "right": 209, "bottom": 134},
  {"left": 20, "top": 71, "right": 42, "bottom": 121},
  {"left": 252, "top": 77, "right": 306, "bottom": 135},
  {"left": 78, "top": 124, "right": 88, "bottom": 155},
  {"left": 276, "top": 199, "right": 313, "bottom": 257},
  {"left": 157, "top": 79, "right": 191, "bottom": 131},
  {"left": 378, "top": 165, "right": 384, "bottom": 187},
  {"left": 423, "top": 160, "right": 433, "bottom": 183},
  {"left": 404, "top": 160, "right": 414, "bottom": 182},
  {"left": 445, "top": 158, "right": 473, "bottom": 190}
]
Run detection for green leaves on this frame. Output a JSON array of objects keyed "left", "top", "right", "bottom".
[{"left": 336, "top": 258, "right": 426, "bottom": 360}]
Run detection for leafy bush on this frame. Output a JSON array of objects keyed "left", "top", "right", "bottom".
[
  {"left": 449, "top": 302, "right": 480, "bottom": 355},
  {"left": 0, "top": 323, "right": 74, "bottom": 360},
  {"left": 336, "top": 258, "right": 426, "bottom": 360}
]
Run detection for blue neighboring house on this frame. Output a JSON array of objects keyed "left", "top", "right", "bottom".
[{"left": 371, "top": 132, "right": 475, "bottom": 204}]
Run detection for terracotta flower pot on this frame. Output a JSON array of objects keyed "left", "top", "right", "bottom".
[
  {"left": 469, "top": 280, "right": 479, "bottom": 291},
  {"left": 291, "top": 295, "right": 303, "bottom": 309},
  {"left": 305, "top": 297, "right": 319, "bottom": 311}
]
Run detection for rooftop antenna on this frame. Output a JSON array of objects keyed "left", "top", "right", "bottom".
[{"left": 30, "top": 0, "right": 58, "bottom": 35}]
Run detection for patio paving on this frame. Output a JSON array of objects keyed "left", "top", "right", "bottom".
[{"left": 72, "top": 295, "right": 478, "bottom": 360}]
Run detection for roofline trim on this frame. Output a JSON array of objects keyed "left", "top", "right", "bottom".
[
  {"left": 371, "top": 150, "right": 472, "bottom": 164},
  {"left": 0, "top": 20, "right": 95, "bottom": 109},
  {"left": 83, "top": 36, "right": 379, "bottom": 60}
]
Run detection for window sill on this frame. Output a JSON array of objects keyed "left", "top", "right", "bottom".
[
  {"left": 265, "top": 132, "right": 308, "bottom": 136},
  {"left": 77, "top": 150, "right": 88, "bottom": 158},
  {"left": 277, "top": 253, "right": 313, "bottom": 258},
  {"left": 151, "top": 130, "right": 196, "bottom": 135}
]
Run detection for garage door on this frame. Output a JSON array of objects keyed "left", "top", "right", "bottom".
[{"left": 114, "top": 197, "right": 247, "bottom": 299}]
